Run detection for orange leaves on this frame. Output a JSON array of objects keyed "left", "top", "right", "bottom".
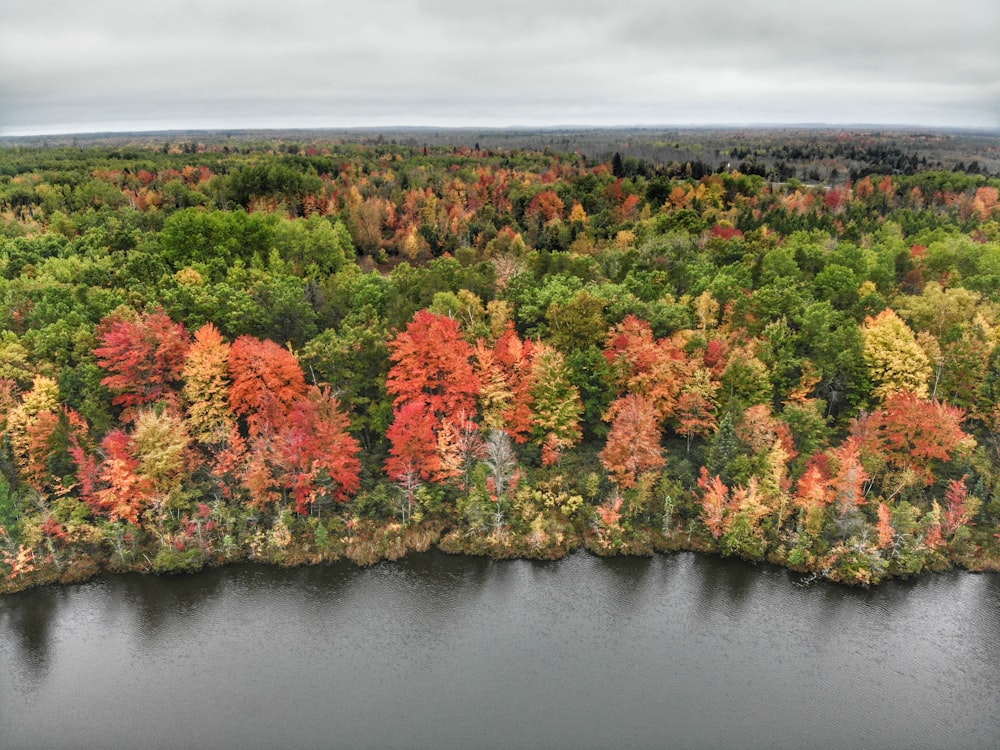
[
  {"left": 794, "top": 456, "right": 833, "bottom": 511},
  {"left": 876, "top": 502, "right": 895, "bottom": 549},
  {"left": 604, "top": 315, "right": 688, "bottom": 422},
  {"left": 474, "top": 321, "right": 534, "bottom": 440},
  {"left": 0, "top": 526, "right": 36, "bottom": 581},
  {"left": 852, "top": 392, "right": 969, "bottom": 486},
  {"left": 387, "top": 311, "right": 480, "bottom": 421},
  {"left": 525, "top": 190, "right": 565, "bottom": 223},
  {"left": 600, "top": 394, "right": 664, "bottom": 489},
  {"left": 228, "top": 335, "right": 307, "bottom": 438},
  {"left": 88, "top": 430, "right": 152, "bottom": 524},
  {"left": 595, "top": 494, "right": 623, "bottom": 528},
  {"left": 698, "top": 469, "right": 730, "bottom": 539},
  {"left": 830, "top": 438, "right": 868, "bottom": 514}
]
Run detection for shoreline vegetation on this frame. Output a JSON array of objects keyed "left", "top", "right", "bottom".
[
  {"left": 3, "top": 128, "right": 1000, "bottom": 593},
  {"left": 3, "top": 505, "right": 999, "bottom": 596}
]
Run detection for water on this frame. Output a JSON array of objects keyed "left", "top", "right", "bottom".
[{"left": 1, "top": 551, "right": 998, "bottom": 750}]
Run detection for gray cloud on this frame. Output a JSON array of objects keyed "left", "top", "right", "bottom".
[{"left": 2, "top": 0, "right": 997, "bottom": 134}]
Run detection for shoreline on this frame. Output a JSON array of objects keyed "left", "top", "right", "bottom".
[{"left": 3, "top": 515, "right": 997, "bottom": 596}]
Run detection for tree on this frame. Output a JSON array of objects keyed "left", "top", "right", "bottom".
[
  {"left": 228, "top": 335, "right": 307, "bottom": 438},
  {"left": 942, "top": 476, "right": 974, "bottom": 536},
  {"left": 386, "top": 310, "right": 480, "bottom": 424},
  {"left": 830, "top": 438, "right": 868, "bottom": 517},
  {"left": 88, "top": 430, "right": 151, "bottom": 524},
  {"left": 182, "top": 323, "right": 234, "bottom": 447},
  {"left": 876, "top": 502, "right": 895, "bottom": 549},
  {"left": 474, "top": 321, "right": 534, "bottom": 441},
  {"left": 94, "top": 309, "right": 192, "bottom": 421},
  {"left": 854, "top": 392, "right": 969, "bottom": 491},
  {"left": 272, "top": 387, "right": 361, "bottom": 515},
  {"left": 131, "top": 409, "right": 193, "bottom": 513},
  {"left": 603, "top": 315, "right": 687, "bottom": 420},
  {"left": 600, "top": 394, "right": 664, "bottom": 488},
  {"left": 384, "top": 400, "right": 440, "bottom": 517},
  {"left": 673, "top": 366, "right": 719, "bottom": 450},
  {"left": 861, "top": 309, "right": 931, "bottom": 402},
  {"left": 529, "top": 342, "right": 583, "bottom": 465}
]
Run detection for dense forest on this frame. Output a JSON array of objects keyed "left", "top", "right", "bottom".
[{"left": 2, "top": 130, "right": 1000, "bottom": 590}]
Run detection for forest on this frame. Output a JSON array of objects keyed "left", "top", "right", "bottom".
[{"left": 1, "top": 129, "right": 1000, "bottom": 590}]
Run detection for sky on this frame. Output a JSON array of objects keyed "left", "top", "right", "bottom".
[{"left": 2, "top": 0, "right": 998, "bottom": 136}]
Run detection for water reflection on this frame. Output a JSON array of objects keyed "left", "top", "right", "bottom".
[
  {"left": 1, "top": 553, "right": 998, "bottom": 750},
  {"left": 0, "top": 585, "right": 60, "bottom": 687}
]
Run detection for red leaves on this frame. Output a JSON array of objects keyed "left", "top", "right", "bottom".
[
  {"left": 385, "top": 311, "right": 483, "bottom": 490},
  {"left": 943, "top": 476, "right": 973, "bottom": 535},
  {"left": 228, "top": 336, "right": 307, "bottom": 438},
  {"left": 385, "top": 400, "right": 441, "bottom": 485},
  {"left": 275, "top": 387, "right": 361, "bottom": 514},
  {"left": 387, "top": 311, "right": 480, "bottom": 421},
  {"left": 852, "top": 392, "right": 968, "bottom": 485},
  {"left": 94, "top": 310, "right": 191, "bottom": 421}
]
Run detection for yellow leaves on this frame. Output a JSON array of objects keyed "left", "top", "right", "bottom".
[
  {"left": 182, "top": 323, "right": 234, "bottom": 446},
  {"left": 693, "top": 291, "right": 720, "bottom": 331},
  {"left": 5, "top": 375, "right": 60, "bottom": 468},
  {"left": 132, "top": 410, "right": 191, "bottom": 495},
  {"left": 173, "top": 267, "right": 204, "bottom": 286},
  {"left": 861, "top": 309, "right": 931, "bottom": 401}
]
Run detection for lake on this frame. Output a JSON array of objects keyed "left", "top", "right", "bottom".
[{"left": 1, "top": 551, "right": 998, "bottom": 749}]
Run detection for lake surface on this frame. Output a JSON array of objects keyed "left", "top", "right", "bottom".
[{"left": 1, "top": 551, "right": 998, "bottom": 750}]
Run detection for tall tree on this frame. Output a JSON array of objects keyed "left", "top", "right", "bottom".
[
  {"left": 228, "top": 335, "right": 307, "bottom": 438},
  {"left": 600, "top": 394, "right": 664, "bottom": 488},
  {"left": 93, "top": 309, "right": 192, "bottom": 421},
  {"left": 386, "top": 310, "right": 480, "bottom": 424},
  {"left": 861, "top": 309, "right": 931, "bottom": 402},
  {"left": 529, "top": 342, "right": 583, "bottom": 465},
  {"left": 182, "top": 323, "right": 234, "bottom": 447}
]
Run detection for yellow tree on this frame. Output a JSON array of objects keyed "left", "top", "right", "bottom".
[
  {"left": 861, "top": 309, "right": 931, "bottom": 401},
  {"left": 182, "top": 323, "right": 235, "bottom": 447},
  {"left": 530, "top": 342, "right": 583, "bottom": 466}
]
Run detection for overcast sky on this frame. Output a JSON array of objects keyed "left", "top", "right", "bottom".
[{"left": 2, "top": 0, "right": 998, "bottom": 136}]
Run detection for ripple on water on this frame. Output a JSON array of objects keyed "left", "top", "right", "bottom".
[{"left": 0, "top": 553, "right": 998, "bottom": 750}]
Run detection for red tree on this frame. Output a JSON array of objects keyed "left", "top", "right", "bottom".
[
  {"left": 387, "top": 310, "right": 480, "bottom": 424},
  {"left": 384, "top": 400, "right": 441, "bottom": 513},
  {"left": 228, "top": 335, "right": 307, "bottom": 438},
  {"left": 94, "top": 309, "right": 192, "bottom": 421},
  {"left": 275, "top": 387, "right": 362, "bottom": 514}
]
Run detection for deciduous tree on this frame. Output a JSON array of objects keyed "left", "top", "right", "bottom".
[
  {"left": 600, "top": 394, "right": 664, "bottom": 488},
  {"left": 94, "top": 309, "right": 192, "bottom": 421}
]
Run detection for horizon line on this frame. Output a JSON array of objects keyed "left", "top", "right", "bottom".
[{"left": 3, "top": 122, "right": 999, "bottom": 140}]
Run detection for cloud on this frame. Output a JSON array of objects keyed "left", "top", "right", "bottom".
[{"left": 2, "top": 0, "right": 997, "bottom": 134}]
